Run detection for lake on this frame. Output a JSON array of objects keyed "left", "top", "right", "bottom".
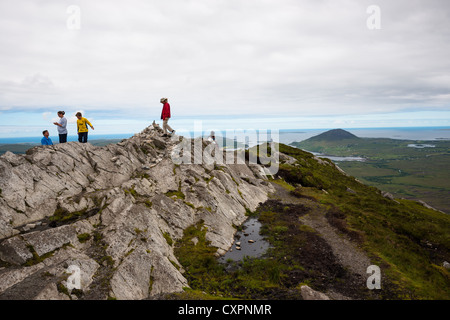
[
  {"left": 308, "top": 151, "right": 366, "bottom": 162},
  {"left": 407, "top": 144, "right": 436, "bottom": 149}
]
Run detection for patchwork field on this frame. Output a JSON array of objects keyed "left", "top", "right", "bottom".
[{"left": 291, "top": 131, "right": 450, "bottom": 214}]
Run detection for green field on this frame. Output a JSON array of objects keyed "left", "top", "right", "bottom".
[{"left": 291, "top": 134, "right": 450, "bottom": 214}]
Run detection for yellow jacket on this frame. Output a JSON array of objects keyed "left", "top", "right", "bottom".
[{"left": 77, "top": 117, "right": 93, "bottom": 133}]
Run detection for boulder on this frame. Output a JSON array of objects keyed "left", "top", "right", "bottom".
[
  {"left": 23, "top": 225, "right": 78, "bottom": 257},
  {"left": 300, "top": 285, "right": 331, "bottom": 300},
  {"left": 0, "top": 123, "right": 275, "bottom": 300},
  {"left": 381, "top": 191, "right": 395, "bottom": 200},
  {"left": 0, "top": 236, "right": 33, "bottom": 265}
]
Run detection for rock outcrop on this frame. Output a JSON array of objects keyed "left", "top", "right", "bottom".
[
  {"left": 0, "top": 123, "right": 274, "bottom": 300},
  {"left": 300, "top": 285, "right": 331, "bottom": 300}
]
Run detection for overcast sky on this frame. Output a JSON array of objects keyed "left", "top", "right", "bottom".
[{"left": 0, "top": 0, "right": 449, "bottom": 137}]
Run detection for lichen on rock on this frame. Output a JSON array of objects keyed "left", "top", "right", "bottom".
[{"left": 0, "top": 123, "right": 274, "bottom": 300}]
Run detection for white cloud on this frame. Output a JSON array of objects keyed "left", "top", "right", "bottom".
[
  {"left": 42, "top": 112, "right": 52, "bottom": 120},
  {"left": 0, "top": 0, "right": 449, "bottom": 122}
]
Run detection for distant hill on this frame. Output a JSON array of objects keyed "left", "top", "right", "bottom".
[
  {"left": 290, "top": 131, "right": 450, "bottom": 215},
  {"left": 290, "top": 129, "right": 360, "bottom": 154},
  {"left": 307, "top": 129, "right": 359, "bottom": 142}
]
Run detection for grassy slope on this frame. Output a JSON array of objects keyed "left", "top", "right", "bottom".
[
  {"left": 277, "top": 144, "right": 450, "bottom": 299},
  {"left": 171, "top": 143, "right": 449, "bottom": 300},
  {"left": 291, "top": 138, "right": 450, "bottom": 214}
]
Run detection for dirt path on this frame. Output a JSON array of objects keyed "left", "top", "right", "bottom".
[
  {"left": 299, "top": 202, "right": 372, "bottom": 279},
  {"left": 269, "top": 182, "right": 373, "bottom": 298}
]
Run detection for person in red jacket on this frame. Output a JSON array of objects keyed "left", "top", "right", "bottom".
[{"left": 160, "top": 97, "right": 175, "bottom": 136}]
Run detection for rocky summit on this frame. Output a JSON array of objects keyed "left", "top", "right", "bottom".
[
  {"left": 0, "top": 123, "right": 274, "bottom": 300},
  {"left": 1, "top": 123, "right": 449, "bottom": 301}
]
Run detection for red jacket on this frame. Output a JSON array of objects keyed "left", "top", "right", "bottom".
[{"left": 161, "top": 102, "right": 171, "bottom": 120}]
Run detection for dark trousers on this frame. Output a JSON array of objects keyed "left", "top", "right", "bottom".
[
  {"left": 78, "top": 132, "right": 88, "bottom": 143},
  {"left": 59, "top": 134, "right": 67, "bottom": 144}
]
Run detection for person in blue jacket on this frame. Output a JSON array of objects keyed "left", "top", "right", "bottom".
[{"left": 41, "top": 130, "right": 53, "bottom": 146}]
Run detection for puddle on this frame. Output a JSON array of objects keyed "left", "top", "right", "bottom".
[{"left": 218, "top": 217, "right": 271, "bottom": 264}]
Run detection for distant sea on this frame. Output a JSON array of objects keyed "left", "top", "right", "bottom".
[
  {"left": 277, "top": 126, "right": 450, "bottom": 145},
  {"left": 0, "top": 127, "right": 449, "bottom": 145}
]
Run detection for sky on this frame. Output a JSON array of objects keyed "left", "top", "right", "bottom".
[{"left": 0, "top": 0, "right": 449, "bottom": 137}]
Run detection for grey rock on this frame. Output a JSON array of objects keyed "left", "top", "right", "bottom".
[
  {"left": 0, "top": 264, "right": 43, "bottom": 294},
  {"left": 23, "top": 223, "right": 36, "bottom": 232},
  {"left": 0, "top": 124, "right": 275, "bottom": 300},
  {"left": 417, "top": 200, "right": 445, "bottom": 214},
  {"left": 346, "top": 187, "right": 356, "bottom": 194},
  {"left": 381, "top": 191, "right": 395, "bottom": 200},
  {"left": 22, "top": 225, "right": 78, "bottom": 257},
  {"left": 34, "top": 283, "right": 71, "bottom": 300},
  {"left": 152, "top": 137, "right": 166, "bottom": 150},
  {"left": 0, "top": 236, "right": 33, "bottom": 265},
  {"left": 300, "top": 285, "right": 331, "bottom": 300}
]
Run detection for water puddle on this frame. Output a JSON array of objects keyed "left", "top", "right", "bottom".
[{"left": 218, "top": 217, "right": 271, "bottom": 264}]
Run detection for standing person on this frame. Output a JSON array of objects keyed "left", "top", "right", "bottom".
[
  {"left": 209, "top": 131, "right": 216, "bottom": 143},
  {"left": 41, "top": 130, "right": 53, "bottom": 146},
  {"left": 75, "top": 112, "right": 94, "bottom": 143},
  {"left": 53, "top": 111, "right": 68, "bottom": 143},
  {"left": 160, "top": 97, "right": 175, "bottom": 136}
]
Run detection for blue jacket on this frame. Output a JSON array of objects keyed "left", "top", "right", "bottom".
[{"left": 41, "top": 137, "right": 53, "bottom": 146}]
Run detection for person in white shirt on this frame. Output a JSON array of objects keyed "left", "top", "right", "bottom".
[{"left": 53, "top": 111, "right": 68, "bottom": 143}]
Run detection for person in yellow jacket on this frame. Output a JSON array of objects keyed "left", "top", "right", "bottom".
[{"left": 75, "top": 112, "right": 94, "bottom": 143}]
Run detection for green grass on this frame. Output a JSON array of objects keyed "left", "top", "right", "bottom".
[
  {"left": 173, "top": 219, "right": 295, "bottom": 299},
  {"left": 77, "top": 233, "right": 91, "bottom": 243},
  {"left": 277, "top": 143, "right": 450, "bottom": 299},
  {"left": 165, "top": 190, "right": 185, "bottom": 200},
  {"left": 124, "top": 188, "right": 139, "bottom": 199},
  {"left": 271, "top": 178, "right": 296, "bottom": 191},
  {"left": 49, "top": 206, "right": 88, "bottom": 223},
  {"left": 163, "top": 232, "right": 173, "bottom": 246},
  {"left": 173, "top": 191, "right": 369, "bottom": 299},
  {"left": 291, "top": 137, "right": 450, "bottom": 214},
  {"left": 165, "top": 181, "right": 186, "bottom": 200},
  {"left": 24, "top": 244, "right": 56, "bottom": 266}
]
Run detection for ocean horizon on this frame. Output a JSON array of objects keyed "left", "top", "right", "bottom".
[{"left": 0, "top": 126, "right": 449, "bottom": 145}]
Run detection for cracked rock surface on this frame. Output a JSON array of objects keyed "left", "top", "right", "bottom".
[{"left": 0, "top": 123, "right": 274, "bottom": 300}]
